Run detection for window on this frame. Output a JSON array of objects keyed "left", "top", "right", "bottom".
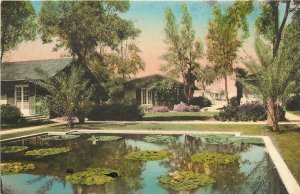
[{"left": 141, "top": 88, "right": 152, "bottom": 105}]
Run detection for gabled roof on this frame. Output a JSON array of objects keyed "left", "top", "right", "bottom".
[
  {"left": 1, "top": 58, "right": 72, "bottom": 81},
  {"left": 125, "top": 74, "right": 182, "bottom": 88}
]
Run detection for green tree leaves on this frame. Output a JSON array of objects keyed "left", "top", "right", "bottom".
[
  {"left": 1, "top": 1, "right": 37, "bottom": 61},
  {"left": 162, "top": 4, "right": 204, "bottom": 103}
]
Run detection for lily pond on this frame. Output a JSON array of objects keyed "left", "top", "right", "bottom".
[{"left": 1, "top": 133, "right": 287, "bottom": 194}]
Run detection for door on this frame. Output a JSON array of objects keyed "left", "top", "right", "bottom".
[{"left": 15, "top": 85, "right": 30, "bottom": 115}]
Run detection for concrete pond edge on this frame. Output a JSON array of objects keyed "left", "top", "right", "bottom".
[{"left": 1, "top": 129, "right": 299, "bottom": 194}]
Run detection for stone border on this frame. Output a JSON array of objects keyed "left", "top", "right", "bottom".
[{"left": 1, "top": 129, "right": 299, "bottom": 193}]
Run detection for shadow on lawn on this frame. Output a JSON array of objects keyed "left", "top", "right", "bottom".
[{"left": 143, "top": 116, "right": 213, "bottom": 121}]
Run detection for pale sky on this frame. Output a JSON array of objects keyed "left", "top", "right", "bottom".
[{"left": 4, "top": 1, "right": 285, "bottom": 94}]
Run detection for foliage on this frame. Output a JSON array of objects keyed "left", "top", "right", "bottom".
[
  {"left": 173, "top": 102, "right": 200, "bottom": 112},
  {"left": 255, "top": 1, "right": 299, "bottom": 56},
  {"left": 206, "top": 1, "right": 253, "bottom": 104},
  {"left": 39, "top": 1, "right": 133, "bottom": 59},
  {"left": 216, "top": 102, "right": 285, "bottom": 122},
  {"left": 38, "top": 1, "right": 144, "bottom": 83},
  {"left": 1, "top": 146, "right": 29, "bottom": 153},
  {"left": 149, "top": 78, "right": 184, "bottom": 108},
  {"left": 87, "top": 135, "right": 122, "bottom": 142},
  {"left": 41, "top": 135, "right": 80, "bottom": 141},
  {"left": 242, "top": 37, "right": 299, "bottom": 130},
  {"left": 143, "top": 135, "right": 178, "bottom": 144},
  {"left": 161, "top": 4, "right": 204, "bottom": 103},
  {"left": 0, "top": 162, "right": 35, "bottom": 175},
  {"left": 191, "top": 135, "right": 264, "bottom": 145},
  {"left": 150, "top": 106, "right": 169, "bottom": 113},
  {"left": 34, "top": 96, "right": 51, "bottom": 117},
  {"left": 87, "top": 99, "right": 144, "bottom": 121},
  {"left": 229, "top": 96, "right": 239, "bottom": 106},
  {"left": 36, "top": 64, "right": 95, "bottom": 127},
  {"left": 286, "top": 95, "right": 300, "bottom": 111},
  {"left": 189, "top": 96, "right": 212, "bottom": 107},
  {"left": 25, "top": 147, "right": 71, "bottom": 157},
  {"left": 191, "top": 152, "right": 240, "bottom": 165},
  {"left": 158, "top": 171, "right": 215, "bottom": 191},
  {"left": 1, "top": 1, "right": 36, "bottom": 61},
  {"left": 1, "top": 104, "right": 25, "bottom": 124},
  {"left": 125, "top": 150, "right": 170, "bottom": 161},
  {"left": 66, "top": 168, "right": 119, "bottom": 185}
]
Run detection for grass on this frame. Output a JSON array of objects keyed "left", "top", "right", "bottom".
[
  {"left": 1, "top": 122, "right": 299, "bottom": 183},
  {"left": 1, "top": 121, "right": 54, "bottom": 131},
  {"left": 270, "top": 128, "right": 300, "bottom": 183},
  {"left": 143, "top": 111, "right": 217, "bottom": 121}
]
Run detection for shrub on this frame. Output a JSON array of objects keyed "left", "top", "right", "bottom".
[
  {"left": 217, "top": 102, "right": 285, "bottom": 122},
  {"left": 190, "top": 96, "right": 212, "bottom": 107},
  {"left": 1, "top": 104, "right": 25, "bottom": 124},
  {"left": 150, "top": 106, "right": 169, "bottom": 113},
  {"left": 229, "top": 96, "right": 239, "bottom": 106},
  {"left": 286, "top": 95, "right": 300, "bottom": 111},
  {"left": 88, "top": 99, "right": 144, "bottom": 121},
  {"left": 173, "top": 102, "right": 200, "bottom": 112}
]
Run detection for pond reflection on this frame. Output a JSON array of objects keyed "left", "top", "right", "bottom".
[{"left": 1, "top": 134, "right": 287, "bottom": 194}]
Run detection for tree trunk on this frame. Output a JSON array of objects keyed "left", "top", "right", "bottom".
[
  {"left": 78, "top": 114, "right": 85, "bottom": 124},
  {"left": 224, "top": 75, "right": 229, "bottom": 105},
  {"left": 67, "top": 116, "right": 74, "bottom": 129},
  {"left": 266, "top": 97, "right": 280, "bottom": 131}
]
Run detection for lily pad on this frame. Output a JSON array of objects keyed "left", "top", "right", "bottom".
[
  {"left": 125, "top": 150, "right": 170, "bottom": 161},
  {"left": 1, "top": 146, "right": 28, "bottom": 153},
  {"left": 41, "top": 135, "right": 80, "bottom": 141},
  {"left": 0, "top": 162, "right": 35, "bottom": 175},
  {"left": 159, "top": 171, "right": 215, "bottom": 191},
  {"left": 191, "top": 152, "right": 239, "bottom": 165},
  {"left": 87, "top": 135, "right": 122, "bottom": 142},
  {"left": 66, "top": 168, "right": 119, "bottom": 185},
  {"left": 25, "top": 147, "right": 71, "bottom": 157},
  {"left": 191, "top": 135, "right": 264, "bottom": 145},
  {"left": 143, "top": 135, "right": 178, "bottom": 144}
]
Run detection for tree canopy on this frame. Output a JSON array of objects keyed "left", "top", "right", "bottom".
[
  {"left": 38, "top": 1, "right": 138, "bottom": 62},
  {"left": 161, "top": 4, "right": 204, "bottom": 103},
  {"left": 1, "top": 1, "right": 37, "bottom": 61},
  {"left": 206, "top": 1, "right": 253, "bottom": 104}
]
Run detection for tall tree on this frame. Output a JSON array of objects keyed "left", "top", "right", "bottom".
[
  {"left": 161, "top": 4, "right": 204, "bottom": 103},
  {"left": 38, "top": 1, "right": 144, "bottom": 100},
  {"left": 206, "top": 1, "right": 253, "bottom": 105},
  {"left": 255, "top": 0, "right": 300, "bottom": 57},
  {"left": 1, "top": 1, "right": 37, "bottom": 61},
  {"left": 254, "top": 0, "right": 299, "bottom": 129},
  {"left": 38, "top": 1, "right": 139, "bottom": 64}
]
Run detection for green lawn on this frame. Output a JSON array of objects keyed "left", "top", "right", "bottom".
[
  {"left": 1, "top": 122, "right": 299, "bottom": 183},
  {"left": 289, "top": 111, "right": 300, "bottom": 117},
  {"left": 143, "top": 111, "right": 217, "bottom": 121}
]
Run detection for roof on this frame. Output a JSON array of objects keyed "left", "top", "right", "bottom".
[
  {"left": 1, "top": 58, "right": 72, "bottom": 81},
  {"left": 125, "top": 74, "right": 182, "bottom": 88}
]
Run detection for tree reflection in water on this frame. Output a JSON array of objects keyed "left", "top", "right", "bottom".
[{"left": 1, "top": 134, "right": 287, "bottom": 194}]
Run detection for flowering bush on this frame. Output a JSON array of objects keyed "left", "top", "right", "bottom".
[
  {"left": 150, "top": 106, "right": 169, "bottom": 113},
  {"left": 216, "top": 102, "right": 285, "bottom": 122},
  {"left": 173, "top": 102, "right": 200, "bottom": 112}
]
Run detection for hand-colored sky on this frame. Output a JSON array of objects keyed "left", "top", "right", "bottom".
[{"left": 4, "top": 1, "right": 284, "bottom": 94}]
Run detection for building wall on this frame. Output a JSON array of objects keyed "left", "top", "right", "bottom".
[{"left": 1, "top": 81, "right": 37, "bottom": 115}]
